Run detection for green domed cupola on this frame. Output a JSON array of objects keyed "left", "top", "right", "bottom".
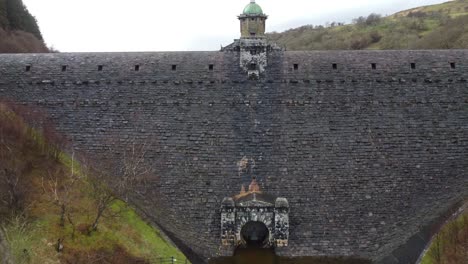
[
  {"left": 243, "top": 1, "right": 264, "bottom": 15},
  {"left": 238, "top": 0, "right": 268, "bottom": 38}
]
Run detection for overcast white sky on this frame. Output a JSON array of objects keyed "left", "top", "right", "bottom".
[{"left": 23, "top": 0, "right": 450, "bottom": 52}]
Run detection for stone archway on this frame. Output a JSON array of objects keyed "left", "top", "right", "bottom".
[
  {"left": 220, "top": 178, "right": 289, "bottom": 256},
  {"left": 240, "top": 221, "right": 270, "bottom": 247}
]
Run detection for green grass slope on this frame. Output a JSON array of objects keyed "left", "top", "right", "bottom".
[
  {"left": 0, "top": 102, "right": 189, "bottom": 263},
  {"left": 268, "top": 0, "right": 468, "bottom": 50},
  {"left": 421, "top": 210, "right": 468, "bottom": 264}
]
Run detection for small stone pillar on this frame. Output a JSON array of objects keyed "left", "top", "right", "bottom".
[
  {"left": 274, "top": 197, "right": 289, "bottom": 247},
  {"left": 220, "top": 197, "right": 236, "bottom": 247}
]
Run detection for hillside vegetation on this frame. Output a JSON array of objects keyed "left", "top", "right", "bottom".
[
  {"left": 268, "top": 0, "right": 468, "bottom": 50},
  {"left": 0, "top": 102, "right": 188, "bottom": 263},
  {"left": 421, "top": 210, "right": 468, "bottom": 264},
  {"left": 0, "top": 0, "right": 48, "bottom": 52}
]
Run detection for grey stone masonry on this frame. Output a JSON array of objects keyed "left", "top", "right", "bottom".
[{"left": 0, "top": 50, "right": 467, "bottom": 263}]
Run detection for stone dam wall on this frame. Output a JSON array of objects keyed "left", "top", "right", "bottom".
[{"left": 0, "top": 50, "right": 467, "bottom": 263}]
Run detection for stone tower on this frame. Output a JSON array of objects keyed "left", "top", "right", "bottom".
[
  {"left": 222, "top": 0, "right": 282, "bottom": 78},
  {"left": 239, "top": 0, "right": 267, "bottom": 38}
]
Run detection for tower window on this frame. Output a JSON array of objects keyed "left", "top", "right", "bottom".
[
  {"left": 62, "top": 65, "right": 67, "bottom": 72},
  {"left": 332, "top": 63, "right": 337, "bottom": 70},
  {"left": 209, "top": 64, "right": 214, "bottom": 71},
  {"left": 172, "top": 65, "right": 177, "bottom": 71},
  {"left": 371, "top": 63, "right": 377, "bottom": 70},
  {"left": 135, "top": 65, "right": 140, "bottom": 71},
  {"left": 293, "top": 64, "right": 299, "bottom": 70},
  {"left": 410, "top": 63, "right": 416, "bottom": 69},
  {"left": 98, "top": 65, "right": 104, "bottom": 71},
  {"left": 25, "top": 65, "right": 31, "bottom": 72},
  {"left": 450, "top": 62, "right": 456, "bottom": 69},
  {"left": 250, "top": 33, "right": 256, "bottom": 36},
  {"left": 249, "top": 63, "right": 257, "bottom": 70},
  {"left": 251, "top": 18, "right": 255, "bottom": 21}
]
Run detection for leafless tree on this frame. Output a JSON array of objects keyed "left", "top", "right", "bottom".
[
  {"left": 42, "top": 152, "right": 80, "bottom": 228},
  {"left": 447, "top": 220, "right": 463, "bottom": 263},
  {"left": 112, "top": 139, "right": 154, "bottom": 201},
  {"left": 0, "top": 122, "right": 22, "bottom": 216},
  {"left": 445, "top": 220, "right": 461, "bottom": 262},
  {"left": 40, "top": 152, "right": 81, "bottom": 256},
  {"left": 88, "top": 178, "right": 118, "bottom": 234},
  {"left": 0, "top": 168, "right": 23, "bottom": 214},
  {"left": 83, "top": 134, "right": 155, "bottom": 234}
]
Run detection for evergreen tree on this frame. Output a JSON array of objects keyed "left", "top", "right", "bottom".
[
  {"left": 5, "top": 0, "right": 24, "bottom": 30},
  {"left": 5, "top": 0, "right": 43, "bottom": 40},
  {"left": 0, "top": 0, "right": 9, "bottom": 28},
  {"left": 22, "top": 12, "right": 42, "bottom": 40}
]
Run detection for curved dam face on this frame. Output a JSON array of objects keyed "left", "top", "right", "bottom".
[{"left": 0, "top": 50, "right": 467, "bottom": 263}]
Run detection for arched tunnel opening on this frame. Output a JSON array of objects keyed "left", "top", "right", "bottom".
[
  {"left": 233, "top": 221, "right": 275, "bottom": 264},
  {"left": 240, "top": 221, "right": 269, "bottom": 247}
]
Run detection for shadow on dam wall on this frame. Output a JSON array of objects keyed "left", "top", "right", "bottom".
[{"left": 209, "top": 248, "right": 371, "bottom": 264}]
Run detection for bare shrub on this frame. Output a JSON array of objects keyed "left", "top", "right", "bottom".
[
  {"left": 0, "top": 28, "right": 48, "bottom": 53},
  {"left": 0, "top": 168, "right": 25, "bottom": 215},
  {"left": 79, "top": 131, "right": 156, "bottom": 234},
  {"left": 0, "top": 100, "right": 68, "bottom": 160},
  {"left": 427, "top": 232, "right": 444, "bottom": 264}
]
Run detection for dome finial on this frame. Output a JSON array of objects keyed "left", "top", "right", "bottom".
[
  {"left": 239, "top": 0, "right": 267, "bottom": 38},
  {"left": 242, "top": 0, "right": 263, "bottom": 15}
]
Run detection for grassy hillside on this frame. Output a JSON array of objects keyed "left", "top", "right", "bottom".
[
  {"left": 0, "top": 0, "right": 48, "bottom": 53},
  {"left": 268, "top": 0, "right": 468, "bottom": 50},
  {"left": 421, "top": 210, "right": 468, "bottom": 263},
  {"left": 0, "top": 102, "right": 188, "bottom": 263}
]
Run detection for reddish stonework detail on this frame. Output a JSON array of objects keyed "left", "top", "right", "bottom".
[
  {"left": 240, "top": 185, "right": 246, "bottom": 195},
  {"left": 248, "top": 178, "right": 260, "bottom": 192}
]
